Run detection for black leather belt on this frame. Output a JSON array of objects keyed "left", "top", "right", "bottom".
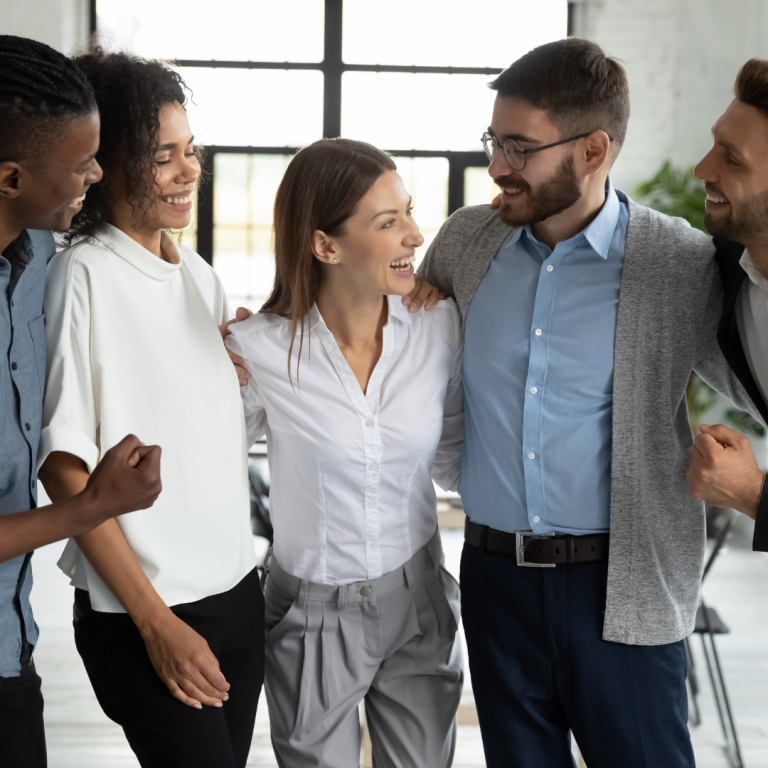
[{"left": 465, "top": 519, "right": 609, "bottom": 567}]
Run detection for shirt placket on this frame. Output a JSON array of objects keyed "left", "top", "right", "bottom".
[
  {"left": 522, "top": 244, "right": 565, "bottom": 533},
  {"left": 315, "top": 315, "right": 395, "bottom": 580}
]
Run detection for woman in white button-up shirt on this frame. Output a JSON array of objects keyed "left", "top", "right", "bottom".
[{"left": 225, "top": 139, "right": 464, "bottom": 768}]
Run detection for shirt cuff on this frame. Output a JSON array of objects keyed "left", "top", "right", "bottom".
[
  {"left": 753, "top": 475, "right": 768, "bottom": 552},
  {"left": 38, "top": 425, "right": 100, "bottom": 474}
]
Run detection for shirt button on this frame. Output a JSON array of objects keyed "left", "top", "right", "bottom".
[
  {"left": 370, "top": 541, "right": 379, "bottom": 550},
  {"left": 25, "top": 423, "right": 31, "bottom": 432},
  {"left": 360, "top": 587, "right": 372, "bottom": 597},
  {"left": 534, "top": 329, "right": 542, "bottom": 336},
  {"left": 533, "top": 516, "right": 541, "bottom": 523},
  {"left": 546, "top": 265, "right": 554, "bottom": 272},
  {"left": 527, "top": 452, "right": 535, "bottom": 459},
  {"left": 365, "top": 419, "right": 374, "bottom": 427},
  {"left": 530, "top": 387, "right": 537, "bottom": 394},
  {"left": 11, "top": 362, "right": 17, "bottom": 370},
  {"left": 368, "top": 461, "right": 378, "bottom": 470}
]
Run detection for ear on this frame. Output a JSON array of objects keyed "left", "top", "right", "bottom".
[
  {"left": 311, "top": 230, "right": 340, "bottom": 265},
  {"left": 581, "top": 130, "right": 612, "bottom": 175},
  {"left": 0, "top": 162, "right": 23, "bottom": 200}
]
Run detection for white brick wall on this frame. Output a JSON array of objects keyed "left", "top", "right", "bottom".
[{"left": 575, "top": 0, "right": 768, "bottom": 193}]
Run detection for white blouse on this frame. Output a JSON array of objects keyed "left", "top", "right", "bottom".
[
  {"left": 225, "top": 296, "right": 464, "bottom": 585},
  {"left": 40, "top": 225, "right": 256, "bottom": 613}
]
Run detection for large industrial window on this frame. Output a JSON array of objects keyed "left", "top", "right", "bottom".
[{"left": 94, "top": 0, "right": 567, "bottom": 309}]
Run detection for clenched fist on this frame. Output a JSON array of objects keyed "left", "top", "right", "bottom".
[{"left": 687, "top": 424, "right": 764, "bottom": 519}]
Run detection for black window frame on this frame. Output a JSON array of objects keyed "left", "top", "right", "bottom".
[{"left": 92, "top": 0, "right": 501, "bottom": 265}]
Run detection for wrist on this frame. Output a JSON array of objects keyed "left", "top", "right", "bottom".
[
  {"left": 735, "top": 470, "right": 765, "bottom": 520},
  {"left": 133, "top": 600, "right": 173, "bottom": 636},
  {"left": 70, "top": 488, "right": 101, "bottom": 536}
]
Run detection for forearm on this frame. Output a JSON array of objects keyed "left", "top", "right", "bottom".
[{"left": 0, "top": 493, "right": 97, "bottom": 563}]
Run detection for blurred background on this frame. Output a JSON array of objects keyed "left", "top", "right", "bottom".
[{"left": 4, "top": 0, "right": 768, "bottom": 766}]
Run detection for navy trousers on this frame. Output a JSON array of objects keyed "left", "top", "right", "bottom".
[{"left": 460, "top": 542, "right": 695, "bottom": 768}]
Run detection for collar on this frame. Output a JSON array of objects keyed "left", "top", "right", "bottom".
[
  {"left": 305, "top": 294, "right": 412, "bottom": 337},
  {"left": 511, "top": 176, "right": 620, "bottom": 261},
  {"left": 93, "top": 224, "right": 183, "bottom": 281},
  {"left": 3, "top": 230, "right": 34, "bottom": 265},
  {"left": 739, "top": 249, "right": 768, "bottom": 293}
]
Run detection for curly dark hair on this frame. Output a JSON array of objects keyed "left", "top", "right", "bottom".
[
  {"left": 66, "top": 49, "right": 199, "bottom": 243},
  {"left": 0, "top": 35, "right": 96, "bottom": 165}
]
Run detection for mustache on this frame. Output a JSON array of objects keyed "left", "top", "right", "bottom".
[
  {"left": 704, "top": 183, "right": 727, "bottom": 198},
  {"left": 493, "top": 173, "right": 530, "bottom": 193}
]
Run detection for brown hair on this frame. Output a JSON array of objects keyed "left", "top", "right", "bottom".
[
  {"left": 490, "top": 38, "right": 630, "bottom": 155},
  {"left": 262, "top": 137, "right": 396, "bottom": 381},
  {"left": 735, "top": 58, "right": 768, "bottom": 116}
]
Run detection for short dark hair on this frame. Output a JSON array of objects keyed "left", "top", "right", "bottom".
[
  {"left": 0, "top": 35, "right": 97, "bottom": 165},
  {"left": 490, "top": 38, "right": 630, "bottom": 153},
  {"left": 735, "top": 58, "right": 768, "bottom": 117},
  {"left": 66, "top": 49, "right": 197, "bottom": 243}
]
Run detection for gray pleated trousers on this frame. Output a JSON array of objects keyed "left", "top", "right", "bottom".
[{"left": 263, "top": 530, "right": 463, "bottom": 768}]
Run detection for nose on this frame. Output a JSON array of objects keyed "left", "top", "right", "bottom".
[
  {"left": 488, "top": 147, "right": 512, "bottom": 179},
  {"left": 88, "top": 158, "right": 104, "bottom": 184},
  {"left": 406, "top": 216, "right": 425, "bottom": 248},
  {"left": 179, "top": 153, "right": 201, "bottom": 184},
  {"left": 694, "top": 148, "right": 715, "bottom": 182}
]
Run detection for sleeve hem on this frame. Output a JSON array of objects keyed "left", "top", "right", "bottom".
[{"left": 38, "top": 425, "right": 100, "bottom": 474}]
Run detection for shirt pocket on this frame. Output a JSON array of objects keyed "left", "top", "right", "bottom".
[{"left": 27, "top": 315, "right": 46, "bottom": 397}]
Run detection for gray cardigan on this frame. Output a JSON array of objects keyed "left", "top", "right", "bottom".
[{"left": 420, "top": 191, "right": 760, "bottom": 646}]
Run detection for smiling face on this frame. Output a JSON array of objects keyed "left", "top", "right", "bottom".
[
  {"left": 488, "top": 95, "right": 583, "bottom": 228},
  {"left": 111, "top": 101, "right": 200, "bottom": 235},
  {"left": 0, "top": 111, "right": 102, "bottom": 233},
  {"left": 695, "top": 98, "right": 768, "bottom": 244},
  {"left": 321, "top": 170, "right": 424, "bottom": 296}
]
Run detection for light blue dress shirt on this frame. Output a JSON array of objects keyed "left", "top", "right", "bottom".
[
  {"left": 460, "top": 180, "right": 628, "bottom": 535},
  {"left": 0, "top": 229, "right": 52, "bottom": 677}
]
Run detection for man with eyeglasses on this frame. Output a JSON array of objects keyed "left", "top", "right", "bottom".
[{"left": 413, "top": 37, "right": 758, "bottom": 768}]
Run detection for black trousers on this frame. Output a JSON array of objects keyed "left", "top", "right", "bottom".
[
  {"left": 0, "top": 640, "right": 47, "bottom": 768},
  {"left": 461, "top": 543, "right": 694, "bottom": 768},
  {"left": 74, "top": 567, "right": 265, "bottom": 768}
]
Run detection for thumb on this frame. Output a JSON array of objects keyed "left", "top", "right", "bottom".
[
  {"left": 134, "top": 444, "right": 162, "bottom": 469},
  {"left": 235, "top": 306, "right": 253, "bottom": 322},
  {"left": 490, "top": 193, "right": 502, "bottom": 210},
  {"left": 700, "top": 423, "right": 740, "bottom": 447}
]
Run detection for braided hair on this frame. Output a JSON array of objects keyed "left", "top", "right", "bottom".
[{"left": 0, "top": 35, "right": 97, "bottom": 165}]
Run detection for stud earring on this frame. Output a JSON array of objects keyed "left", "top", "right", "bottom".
[{"left": 332, "top": 258, "right": 337, "bottom": 263}]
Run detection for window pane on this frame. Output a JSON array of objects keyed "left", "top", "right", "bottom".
[
  {"left": 177, "top": 68, "right": 323, "bottom": 147},
  {"left": 464, "top": 166, "right": 497, "bottom": 208},
  {"left": 343, "top": 0, "right": 567, "bottom": 68},
  {"left": 212, "top": 154, "right": 447, "bottom": 309},
  {"left": 342, "top": 73, "right": 495, "bottom": 152},
  {"left": 97, "top": 0, "right": 324, "bottom": 62}
]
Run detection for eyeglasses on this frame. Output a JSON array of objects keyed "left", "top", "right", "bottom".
[{"left": 480, "top": 131, "right": 614, "bottom": 171}]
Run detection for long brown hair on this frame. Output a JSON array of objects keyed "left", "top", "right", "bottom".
[{"left": 262, "top": 138, "right": 396, "bottom": 381}]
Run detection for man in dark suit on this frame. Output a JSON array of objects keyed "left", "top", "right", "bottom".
[{"left": 687, "top": 57, "right": 768, "bottom": 551}]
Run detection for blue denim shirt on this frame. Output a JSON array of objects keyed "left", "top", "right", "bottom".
[
  {"left": 0, "top": 229, "right": 53, "bottom": 677},
  {"left": 461, "top": 180, "right": 628, "bottom": 536}
]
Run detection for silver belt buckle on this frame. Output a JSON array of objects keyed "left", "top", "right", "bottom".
[{"left": 516, "top": 530, "right": 557, "bottom": 568}]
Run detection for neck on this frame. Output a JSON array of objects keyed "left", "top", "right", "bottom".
[
  {"left": 744, "top": 236, "right": 768, "bottom": 278},
  {"left": 529, "top": 173, "right": 609, "bottom": 250},
  {"left": 0, "top": 208, "right": 23, "bottom": 256},
  {"left": 315, "top": 273, "right": 387, "bottom": 349},
  {"left": 110, "top": 208, "right": 164, "bottom": 259}
]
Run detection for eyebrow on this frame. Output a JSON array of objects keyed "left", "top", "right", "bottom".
[
  {"left": 155, "top": 136, "right": 195, "bottom": 151},
  {"left": 488, "top": 127, "right": 541, "bottom": 145},
  {"left": 371, "top": 196, "right": 413, "bottom": 221}
]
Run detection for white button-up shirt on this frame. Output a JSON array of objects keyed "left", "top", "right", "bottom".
[
  {"left": 226, "top": 296, "right": 463, "bottom": 585},
  {"left": 737, "top": 249, "right": 768, "bottom": 402}
]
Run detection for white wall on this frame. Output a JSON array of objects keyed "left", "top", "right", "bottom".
[
  {"left": 0, "top": 0, "right": 90, "bottom": 54},
  {"left": 573, "top": 0, "right": 768, "bottom": 193}
]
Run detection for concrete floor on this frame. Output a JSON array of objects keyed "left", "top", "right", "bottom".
[{"left": 30, "top": 523, "right": 768, "bottom": 767}]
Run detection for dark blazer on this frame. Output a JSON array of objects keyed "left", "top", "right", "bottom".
[{"left": 714, "top": 236, "right": 768, "bottom": 550}]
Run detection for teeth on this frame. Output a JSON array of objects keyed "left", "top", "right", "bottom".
[
  {"left": 706, "top": 193, "right": 728, "bottom": 204},
  {"left": 162, "top": 194, "right": 192, "bottom": 205},
  {"left": 504, "top": 188, "right": 523, "bottom": 194},
  {"left": 390, "top": 254, "right": 416, "bottom": 268},
  {"left": 73, "top": 194, "right": 86, "bottom": 204}
]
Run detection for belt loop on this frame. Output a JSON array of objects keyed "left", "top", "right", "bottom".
[
  {"left": 479, "top": 525, "right": 489, "bottom": 557},
  {"left": 403, "top": 560, "right": 415, "bottom": 589},
  {"left": 337, "top": 584, "right": 347, "bottom": 612},
  {"left": 298, "top": 579, "right": 309, "bottom": 608}
]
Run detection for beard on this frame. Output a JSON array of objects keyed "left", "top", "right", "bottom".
[
  {"left": 705, "top": 186, "right": 768, "bottom": 243},
  {"left": 495, "top": 154, "right": 583, "bottom": 228}
]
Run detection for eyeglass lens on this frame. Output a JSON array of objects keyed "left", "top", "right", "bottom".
[{"left": 481, "top": 133, "right": 525, "bottom": 170}]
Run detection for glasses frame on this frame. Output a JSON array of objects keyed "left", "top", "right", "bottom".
[{"left": 481, "top": 131, "right": 614, "bottom": 171}]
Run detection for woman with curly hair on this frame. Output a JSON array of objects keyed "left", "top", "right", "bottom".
[{"left": 38, "top": 51, "right": 262, "bottom": 768}]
